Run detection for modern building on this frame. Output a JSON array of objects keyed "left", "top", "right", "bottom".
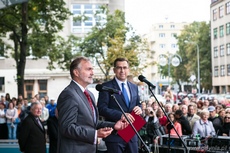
[
  {"left": 143, "top": 22, "right": 189, "bottom": 94},
  {"left": 0, "top": 0, "right": 124, "bottom": 99},
  {"left": 211, "top": 0, "right": 230, "bottom": 93}
]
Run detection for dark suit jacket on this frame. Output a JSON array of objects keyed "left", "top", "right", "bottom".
[
  {"left": 18, "top": 113, "right": 46, "bottom": 153},
  {"left": 47, "top": 116, "right": 58, "bottom": 153},
  {"left": 57, "top": 81, "right": 115, "bottom": 153},
  {"left": 97, "top": 78, "right": 141, "bottom": 143}
]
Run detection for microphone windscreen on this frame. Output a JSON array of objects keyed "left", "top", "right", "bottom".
[
  {"left": 138, "top": 75, "right": 145, "bottom": 82},
  {"left": 95, "top": 84, "right": 103, "bottom": 91}
]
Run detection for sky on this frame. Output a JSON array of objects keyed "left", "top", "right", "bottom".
[{"left": 125, "top": 0, "right": 211, "bottom": 34}]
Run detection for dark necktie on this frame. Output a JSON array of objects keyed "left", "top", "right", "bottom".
[
  {"left": 84, "top": 90, "right": 94, "bottom": 116},
  {"left": 122, "top": 83, "right": 129, "bottom": 107}
]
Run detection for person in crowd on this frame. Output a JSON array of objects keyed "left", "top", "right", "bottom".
[
  {"left": 219, "top": 113, "right": 230, "bottom": 136},
  {"left": 16, "top": 101, "right": 23, "bottom": 139},
  {"left": 166, "top": 112, "right": 182, "bottom": 136},
  {"left": 203, "top": 100, "right": 210, "bottom": 109},
  {"left": 208, "top": 105, "right": 223, "bottom": 134},
  {"left": 44, "top": 95, "right": 50, "bottom": 105},
  {"left": 164, "top": 103, "right": 172, "bottom": 115},
  {"left": 215, "top": 105, "right": 223, "bottom": 114},
  {"left": 46, "top": 98, "right": 57, "bottom": 118},
  {"left": 172, "top": 104, "right": 179, "bottom": 112},
  {"left": 57, "top": 56, "right": 128, "bottom": 153},
  {"left": 18, "top": 102, "right": 46, "bottom": 153},
  {"left": 181, "top": 97, "right": 190, "bottom": 106},
  {"left": 141, "top": 101, "right": 147, "bottom": 117},
  {"left": 151, "top": 101, "right": 159, "bottom": 112},
  {"left": 5, "top": 93, "right": 11, "bottom": 103},
  {"left": 193, "top": 109, "right": 216, "bottom": 138},
  {"left": 39, "top": 99, "right": 49, "bottom": 127},
  {"left": 5, "top": 101, "right": 18, "bottom": 140},
  {"left": 164, "top": 86, "right": 174, "bottom": 102},
  {"left": 97, "top": 57, "right": 142, "bottom": 153},
  {"left": 218, "top": 109, "right": 226, "bottom": 123},
  {"left": 47, "top": 108, "right": 58, "bottom": 153},
  {"left": 175, "top": 109, "right": 192, "bottom": 135},
  {"left": 156, "top": 108, "right": 168, "bottom": 126},
  {"left": 1, "top": 95, "right": 9, "bottom": 109},
  {"left": 180, "top": 104, "right": 188, "bottom": 117},
  {"left": 186, "top": 104, "right": 200, "bottom": 129},
  {"left": 0, "top": 102, "right": 8, "bottom": 139},
  {"left": 165, "top": 95, "right": 173, "bottom": 104}
]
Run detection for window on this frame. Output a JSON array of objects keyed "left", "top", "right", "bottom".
[
  {"left": 214, "top": 66, "right": 218, "bottom": 77},
  {"left": 227, "top": 43, "right": 230, "bottom": 55},
  {"left": 213, "top": 28, "right": 218, "bottom": 39},
  {"left": 24, "top": 80, "right": 34, "bottom": 99},
  {"left": 159, "top": 44, "right": 166, "bottom": 48},
  {"left": 159, "top": 25, "right": 163, "bottom": 28},
  {"left": 226, "top": 2, "right": 230, "bottom": 15},
  {"left": 219, "top": 25, "right": 224, "bottom": 37},
  {"left": 226, "top": 23, "right": 230, "bottom": 35},
  {"left": 214, "top": 46, "right": 218, "bottom": 57},
  {"left": 220, "top": 65, "right": 225, "bottom": 76},
  {"left": 213, "top": 9, "right": 218, "bottom": 21},
  {"left": 171, "top": 44, "right": 177, "bottom": 48},
  {"left": 219, "top": 5, "right": 224, "bottom": 18},
  {"left": 159, "top": 33, "right": 165, "bottom": 37},
  {"left": 227, "top": 64, "right": 230, "bottom": 76},
  {"left": 0, "top": 77, "right": 4, "bottom": 92},
  {"left": 220, "top": 45, "right": 224, "bottom": 56},
  {"left": 170, "top": 25, "right": 175, "bottom": 28},
  {"left": 171, "top": 33, "right": 177, "bottom": 37},
  {"left": 38, "top": 80, "right": 47, "bottom": 98}
]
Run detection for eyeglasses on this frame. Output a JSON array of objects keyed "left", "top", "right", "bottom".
[
  {"left": 115, "top": 66, "right": 129, "bottom": 70},
  {"left": 224, "top": 117, "right": 230, "bottom": 119}
]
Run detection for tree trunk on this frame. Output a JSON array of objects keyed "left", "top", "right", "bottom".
[{"left": 17, "top": 2, "right": 28, "bottom": 97}]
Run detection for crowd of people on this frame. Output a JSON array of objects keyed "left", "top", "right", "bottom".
[
  {"left": 140, "top": 91, "right": 230, "bottom": 149},
  {"left": 1, "top": 56, "right": 230, "bottom": 153}
]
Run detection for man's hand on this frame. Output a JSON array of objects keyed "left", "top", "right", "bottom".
[
  {"left": 97, "top": 127, "right": 113, "bottom": 138},
  {"left": 121, "top": 113, "right": 135, "bottom": 123},
  {"left": 114, "top": 117, "right": 129, "bottom": 131},
  {"left": 133, "top": 106, "right": 142, "bottom": 115}
]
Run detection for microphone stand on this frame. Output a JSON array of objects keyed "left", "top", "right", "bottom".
[
  {"left": 110, "top": 94, "right": 151, "bottom": 153},
  {"left": 147, "top": 85, "right": 188, "bottom": 153}
]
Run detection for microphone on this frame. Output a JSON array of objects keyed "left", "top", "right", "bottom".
[
  {"left": 96, "top": 84, "right": 121, "bottom": 95},
  {"left": 138, "top": 75, "right": 155, "bottom": 88}
]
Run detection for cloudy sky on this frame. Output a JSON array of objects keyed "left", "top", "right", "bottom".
[{"left": 125, "top": 0, "right": 211, "bottom": 34}]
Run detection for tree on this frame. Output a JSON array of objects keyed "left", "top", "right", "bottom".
[
  {"left": 79, "top": 6, "right": 151, "bottom": 81},
  {"left": 175, "top": 21, "right": 212, "bottom": 92},
  {"left": 0, "top": 1, "right": 72, "bottom": 96}
]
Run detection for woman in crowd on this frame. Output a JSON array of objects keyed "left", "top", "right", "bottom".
[
  {"left": 156, "top": 108, "right": 167, "bottom": 126},
  {"left": 5, "top": 102, "right": 18, "bottom": 140},
  {"left": 166, "top": 112, "right": 182, "bottom": 136},
  {"left": 0, "top": 102, "right": 8, "bottom": 139},
  {"left": 219, "top": 113, "right": 230, "bottom": 136}
]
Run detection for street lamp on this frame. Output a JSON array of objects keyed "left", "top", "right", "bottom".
[{"left": 159, "top": 53, "right": 182, "bottom": 85}]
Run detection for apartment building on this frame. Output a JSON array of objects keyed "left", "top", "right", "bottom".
[
  {"left": 211, "top": 0, "right": 230, "bottom": 93},
  {"left": 0, "top": 0, "right": 124, "bottom": 99}
]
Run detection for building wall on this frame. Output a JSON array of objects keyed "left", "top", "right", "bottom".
[{"left": 211, "top": 0, "right": 230, "bottom": 93}]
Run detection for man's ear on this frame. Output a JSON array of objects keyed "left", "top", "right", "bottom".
[{"left": 73, "top": 69, "right": 79, "bottom": 77}]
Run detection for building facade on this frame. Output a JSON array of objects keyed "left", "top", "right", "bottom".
[
  {"left": 211, "top": 0, "right": 230, "bottom": 93},
  {"left": 0, "top": 0, "right": 124, "bottom": 99}
]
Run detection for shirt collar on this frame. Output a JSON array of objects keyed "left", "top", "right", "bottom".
[{"left": 72, "top": 80, "right": 85, "bottom": 92}]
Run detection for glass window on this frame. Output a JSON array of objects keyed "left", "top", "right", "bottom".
[
  {"left": 73, "top": 4, "right": 81, "bottom": 9},
  {"left": 73, "top": 21, "right": 81, "bottom": 26},
  {"left": 171, "top": 44, "right": 177, "bottom": 48},
  {"left": 220, "top": 45, "right": 224, "bottom": 56},
  {"left": 171, "top": 33, "right": 177, "bottom": 37},
  {"left": 227, "top": 64, "right": 230, "bottom": 76},
  {"left": 220, "top": 65, "right": 225, "bottom": 76},
  {"left": 214, "top": 46, "right": 218, "bottom": 57},
  {"left": 219, "top": 5, "right": 224, "bottom": 18},
  {"left": 214, "top": 66, "right": 218, "bottom": 77},
  {"left": 226, "top": 2, "right": 230, "bottom": 15},
  {"left": 219, "top": 25, "right": 224, "bottom": 37},
  {"left": 227, "top": 43, "right": 230, "bottom": 55},
  {"left": 159, "top": 33, "right": 165, "bottom": 37},
  {"left": 213, "top": 9, "right": 217, "bottom": 21},
  {"left": 159, "top": 25, "right": 163, "bottom": 28},
  {"left": 226, "top": 23, "right": 230, "bottom": 35},
  {"left": 170, "top": 25, "right": 175, "bottom": 28},
  {"left": 213, "top": 28, "right": 218, "bottom": 39},
  {"left": 159, "top": 44, "right": 166, "bottom": 48},
  {"left": 84, "top": 5, "right": 92, "bottom": 9},
  {"left": 38, "top": 80, "right": 47, "bottom": 90},
  {"left": 0, "top": 77, "right": 4, "bottom": 92},
  {"left": 24, "top": 80, "right": 34, "bottom": 99}
]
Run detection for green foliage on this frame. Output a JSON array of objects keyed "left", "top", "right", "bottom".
[{"left": 176, "top": 21, "right": 212, "bottom": 91}]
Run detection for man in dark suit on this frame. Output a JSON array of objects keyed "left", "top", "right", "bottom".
[
  {"left": 18, "top": 102, "right": 46, "bottom": 153},
  {"left": 97, "top": 57, "right": 142, "bottom": 153},
  {"left": 56, "top": 56, "right": 128, "bottom": 153}
]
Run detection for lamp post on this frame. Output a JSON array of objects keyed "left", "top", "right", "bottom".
[{"left": 159, "top": 53, "right": 182, "bottom": 86}]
